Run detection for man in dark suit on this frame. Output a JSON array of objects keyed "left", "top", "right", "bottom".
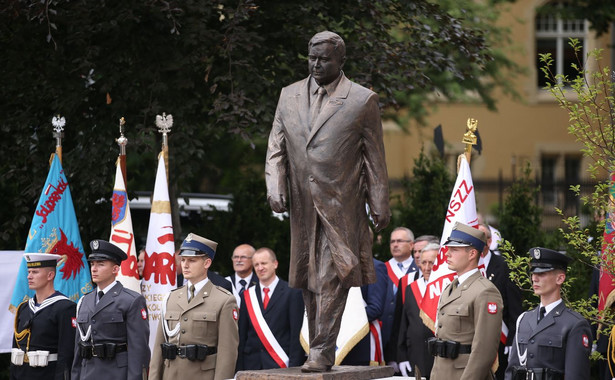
[
  {"left": 225, "top": 244, "right": 258, "bottom": 307},
  {"left": 265, "top": 30, "right": 390, "bottom": 372},
  {"left": 71, "top": 240, "right": 150, "bottom": 380},
  {"left": 398, "top": 243, "right": 439, "bottom": 379},
  {"left": 506, "top": 247, "right": 591, "bottom": 379},
  {"left": 478, "top": 224, "right": 523, "bottom": 380},
  {"left": 236, "top": 248, "right": 305, "bottom": 370}
]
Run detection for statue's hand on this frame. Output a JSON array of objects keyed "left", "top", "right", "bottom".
[
  {"left": 372, "top": 213, "right": 390, "bottom": 232},
  {"left": 268, "top": 194, "right": 287, "bottom": 213}
]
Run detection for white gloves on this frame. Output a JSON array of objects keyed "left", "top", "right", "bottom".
[{"left": 399, "top": 361, "right": 412, "bottom": 377}]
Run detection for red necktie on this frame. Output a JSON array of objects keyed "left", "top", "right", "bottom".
[{"left": 263, "top": 287, "right": 270, "bottom": 309}]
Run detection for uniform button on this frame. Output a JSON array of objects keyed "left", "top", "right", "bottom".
[
  {"left": 441, "top": 312, "right": 444, "bottom": 315},
  {"left": 530, "top": 339, "right": 535, "bottom": 344},
  {"left": 92, "top": 319, "right": 96, "bottom": 323},
  {"left": 203, "top": 315, "right": 207, "bottom": 319},
  {"left": 184, "top": 317, "right": 188, "bottom": 321},
  {"left": 93, "top": 331, "right": 97, "bottom": 335},
  {"left": 309, "top": 175, "right": 314, "bottom": 182},
  {"left": 182, "top": 330, "right": 186, "bottom": 334},
  {"left": 548, "top": 340, "right": 552, "bottom": 345},
  {"left": 529, "top": 353, "right": 534, "bottom": 358},
  {"left": 438, "top": 324, "right": 442, "bottom": 328}
]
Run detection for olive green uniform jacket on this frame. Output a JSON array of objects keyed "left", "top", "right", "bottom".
[
  {"left": 149, "top": 280, "right": 239, "bottom": 380},
  {"left": 430, "top": 270, "right": 503, "bottom": 380}
]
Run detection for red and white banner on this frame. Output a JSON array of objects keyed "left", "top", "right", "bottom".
[
  {"left": 420, "top": 155, "right": 478, "bottom": 328},
  {"left": 142, "top": 153, "right": 176, "bottom": 350},
  {"left": 109, "top": 161, "right": 141, "bottom": 293},
  {"left": 244, "top": 287, "right": 289, "bottom": 368}
]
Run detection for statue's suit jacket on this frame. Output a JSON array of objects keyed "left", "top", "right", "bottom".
[
  {"left": 71, "top": 282, "right": 150, "bottom": 380},
  {"left": 149, "top": 280, "right": 239, "bottom": 380},
  {"left": 505, "top": 302, "right": 591, "bottom": 380},
  {"left": 265, "top": 73, "right": 390, "bottom": 290},
  {"left": 430, "top": 271, "right": 503, "bottom": 380}
]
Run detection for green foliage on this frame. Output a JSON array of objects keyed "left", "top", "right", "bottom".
[
  {"left": 187, "top": 171, "right": 291, "bottom": 279},
  {"left": 497, "top": 162, "right": 546, "bottom": 256},
  {"left": 374, "top": 149, "right": 453, "bottom": 259},
  {"left": 548, "top": 0, "right": 615, "bottom": 37},
  {"left": 1, "top": 0, "right": 518, "bottom": 250}
]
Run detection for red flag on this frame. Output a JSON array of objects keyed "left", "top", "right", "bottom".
[{"left": 599, "top": 172, "right": 615, "bottom": 311}]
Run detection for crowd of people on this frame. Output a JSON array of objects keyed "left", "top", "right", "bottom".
[{"left": 9, "top": 222, "right": 596, "bottom": 380}]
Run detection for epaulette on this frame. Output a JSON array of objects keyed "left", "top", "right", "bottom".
[{"left": 215, "top": 286, "right": 232, "bottom": 296}]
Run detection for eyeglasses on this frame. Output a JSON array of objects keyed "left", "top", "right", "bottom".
[
  {"left": 232, "top": 256, "right": 252, "bottom": 261},
  {"left": 390, "top": 239, "right": 412, "bottom": 244}
]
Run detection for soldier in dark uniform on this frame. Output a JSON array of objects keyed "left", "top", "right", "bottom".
[
  {"left": 505, "top": 247, "right": 592, "bottom": 380},
  {"left": 149, "top": 233, "right": 239, "bottom": 380},
  {"left": 71, "top": 240, "right": 150, "bottom": 380},
  {"left": 10, "top": 253, "right": 76, "bottom": 380}
]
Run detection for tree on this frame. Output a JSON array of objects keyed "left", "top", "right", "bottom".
[
  {"left": 1, "top": 0, "right": 519, "bottom": 250},
  {"left": 497, "top": 162, "right": 546, "bottom": 256},
  {"left": 373, "top": 149, "right": 453, "bottom": 259}
]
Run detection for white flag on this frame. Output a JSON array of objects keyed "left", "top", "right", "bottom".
[
  {"left": 420, "top": 155, "right": 478, "bottom": 328},
  {"left": 142, "top": 153, "right": 177, "bottom": 350},
  {"left": 109, "top": 162, "right": 141, "bottom": 293}
]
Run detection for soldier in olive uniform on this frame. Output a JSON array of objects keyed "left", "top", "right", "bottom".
[
  {"left": 149, "top": 233, "right": 239, "bottom": 380},
  {"left": 10, "top": 253, "right": 76, "bottom": 380},
  {"left": 430, "top": 222, "right": 503, "bottom": 380},
  {"left": 71, "top": 240, "right": 150, "bottom": 380},
  {"left": 505, "top": 247, "right": 591, "bottom": 380}
]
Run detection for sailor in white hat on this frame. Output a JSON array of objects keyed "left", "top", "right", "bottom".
[{"left": 10, "top": 253, "right": 77, "bottom": 380}]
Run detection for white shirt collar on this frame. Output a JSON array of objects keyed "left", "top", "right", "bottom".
[
  {"left": 540, "top": 298, "right": 563, "bottom": 315},
  {"left": 97, "top": 280, "right": 117, "bottom": 295},
  {"left": 260, "top": 275, "right": 279, "bottom": 298},
  {"left": 236, "top": 272, "right": 253, "bottom": 288},
  {"left": 187, "top": 277, "right": 209, "bottom": 296},
  {"left": 458, "top": 268, "right": 479, "bottom": 285}
]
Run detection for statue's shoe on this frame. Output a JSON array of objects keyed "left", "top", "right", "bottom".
[{"left": 300, "top": 359, "right": 332, "bottom": 373}]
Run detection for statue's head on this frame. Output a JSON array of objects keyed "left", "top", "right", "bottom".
[{"left": 308, "top": 31, "right": 346, "bottom": 86}]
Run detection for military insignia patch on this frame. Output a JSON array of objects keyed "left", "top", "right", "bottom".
[
  {"left": 71, "top": 317, "right": 77, "bottom": 328},
  {"left": 582, "top": 334, "right": 589, "bottom": 348},
  {"left": 533, "top": 248, "right": 541, "bottom": 259},
  {"left": 141, "top": 309, "right": 147, "bottom": 320},
  {"left": 487, "top": 302, "right": 498, "bottom": 314},
  {"left": 232, "top": 308, "right": 238, "bottom": 321},
  {"left": 92, "top": 240, "right": 100, "bottom": 250}
]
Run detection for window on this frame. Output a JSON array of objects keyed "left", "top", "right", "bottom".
[
  {"left": 541, "top": 155, "right": 557, "bottom": 206},
  {"left": 535, "top": 1, "right": 587, "bottom": 88}
]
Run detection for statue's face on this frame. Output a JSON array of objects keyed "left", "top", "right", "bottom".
[{"left": 308, "top": 42, "right": 344, "bottom": 86}]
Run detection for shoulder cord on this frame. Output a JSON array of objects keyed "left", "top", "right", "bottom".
[
  {"left": 161, "top": 292, "right": 180, "bottom": 342},
  {"left": 515, "top": 311, "right": 528, "bottom": 366},
  {"left": 13, "top": 300, "right": 31, "bottom": 352},
  {"left": 608, "top": 324, "right": 615, "bottom": 377},
  {"left": 75, "top": 296, "right": 92, "bottom": 342}
]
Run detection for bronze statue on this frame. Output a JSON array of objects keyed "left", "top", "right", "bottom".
[{"left": 265, "top": 31, "right": 390, "bottom": 372}]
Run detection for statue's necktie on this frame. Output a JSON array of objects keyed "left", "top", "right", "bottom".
[{"left": 310, "top": 87, "right": 326, "bottom": 130}]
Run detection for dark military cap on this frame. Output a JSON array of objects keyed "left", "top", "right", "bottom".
[
  {"left": 179, "top": 233, "right": 217, "bottom": 259},
  {"left": 88, "top": 239, "right": 127, "bottom": 265},
  {"left": 24, "top": 253, "right": 61, "bottom": 268},
  {"left": 443, "top": 221, "right": 487, "bottom": 252},
  {"left": 529, "top": 247, "right": 572, "bottom": 273}
]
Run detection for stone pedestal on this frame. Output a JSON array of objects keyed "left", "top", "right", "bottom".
[{"left": 235, "top": 365, "right": 395, "bottom": 380}]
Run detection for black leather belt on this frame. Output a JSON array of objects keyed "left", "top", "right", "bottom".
[
  {"left": 177, "top": 345, "right": 217, "bottom": 358},
  {"left": 427, "top": 338, "right": 471, "bottom": 359},
  {"left": 79, "top": 342, "right": 127, "bottom": 360},
  {"left": 511, "top": 367, "right": 564, "bottom": 380}
]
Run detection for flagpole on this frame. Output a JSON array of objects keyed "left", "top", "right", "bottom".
[
  {"left": 51, "top": 115, "right": 66, "bottom": 164},
  {"left": 116, "top": 117, "right": 128, "bottom": 185},
  {"left": 156, "top": 113, "right": 173, "bottom": 183},
  {"left": 458, "top": 118, "right": 478, "bottom": 171}
]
